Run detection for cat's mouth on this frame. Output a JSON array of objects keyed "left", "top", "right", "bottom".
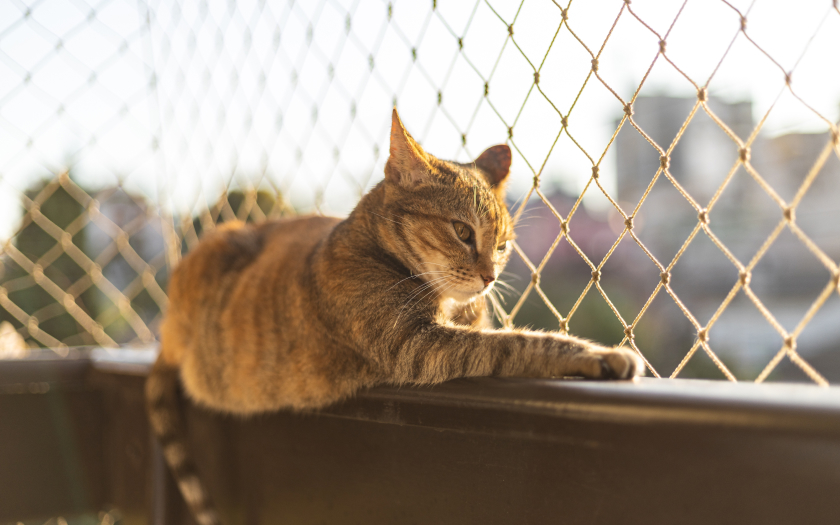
[
  {"left": 423, "top": 270, "right": 492, "bottom": 302},
  {"left": 445, "top": 283, "right": 491, "bottom": 302}
]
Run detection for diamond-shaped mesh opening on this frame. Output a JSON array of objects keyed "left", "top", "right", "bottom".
[
  {"left": 632, "top": 171, "right": 701, "bottom": 265},
  {"left": 676, "top": 342, "right": 741, "bottom": 381},
  {"left": 750, "top": 228, "right": 834, "bottom": 324},
  {"left": 631, "top": 286, "right": 696, "bottom": 375},
  {"left": 600, "top": 234, "right": 663, "bottom": 313},
  {"left": 1, "top": 0, "right": 839, "bottom": 385},
  {"left": 704, "top": 164, "right": 781, "bottom": 263},
  {"left": 668, "top": 229, "right": 741, "bottom": 325},
  {"left": 766, "top": 292, "right": 840, "bottom": 383},
  {"left": 667, "top": 107, "right": 749, "bottom": 204},
  {"left": 566, "top": 286, "right": 627, "bottom": 347}
]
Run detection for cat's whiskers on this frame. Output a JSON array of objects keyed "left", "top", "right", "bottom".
[
  {"left": 387, "top": 271, "right": 449, "bottom": 291},
  {"left": 509, "top": 191, "right": 526, "bottom": 211},
  {"left": 492, "top": 287, "right": 513, "bottom": 300},
  {"left": 416, "top": 262, "right": 450, "bottom": 271},
  {"left": 488, "top": 291, "right": 507, "bottom": 324},
  {"left": 468, "top": 299, "right": 478, "bottom": 318},
  {"left": 399, "top": 271, "right": 472, "bottom": 316},
  {"left": 511, "top": 210, "right": 538, "bottom": 225},
  {"left": 370, "top": 212, "right": 406, "bottom": 226},
  {"left": 398, "top": 286, "right": 444, "bottom": 317},
  {"left": 433, "top": 281, "right": 461, "bottom": 305},
  {"left": 393, "top": 276, "right": 456, "bottom": 328},
  {"left": 418, "top": 279, "right": 461, "bottom": 312},
  {"left": 403, "top": 272, "right": 468, "bottom": 308},
  {"left": 486, "top": 287, "right": 504, "bottom": 305},
  {"left": 493, "top": 280, "right": 517, "bottom": 297},
  {"left": 492, "top": 286, "right": 509, "bottom": 305},
  {"left": 402, "top": 282, "right": 448, "bottom": 309},
  {"left": 399, "top": 275, "right": 454, "bottom": 305}
]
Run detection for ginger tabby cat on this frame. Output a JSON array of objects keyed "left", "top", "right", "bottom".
[{"left": 146, "top": 109, "right": 644, "bottom": 525}]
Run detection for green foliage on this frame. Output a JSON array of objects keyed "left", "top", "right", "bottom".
[
  {"left": 1, "top": 178, "right": 289, "bottom": 347},
  {"left": 1, "top": 177, "right": 91, "bottom": 344},
  {"left": 189, "top": 189, "right": 285, "bottom": 243}
]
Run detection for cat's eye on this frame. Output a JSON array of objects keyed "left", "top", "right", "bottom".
[
  {"left": 453, "top": 221, "right": 472, "bottom": 243},
  {"left": 497, "top": 241, "right": 508, "bottom": 253}
]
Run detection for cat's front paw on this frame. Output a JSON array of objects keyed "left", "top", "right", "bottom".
[{"left": 589, "top": 346, "right": 645, "bottom": 379}]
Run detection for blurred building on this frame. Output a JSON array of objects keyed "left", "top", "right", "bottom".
[
  {"left": 86, "top": 187, "right": 166, "bottom": 298},
  {"left": 503, "top": 96, "right": 840, "bottom": 380},
  {"left": 614, "top": 95, "right": 840, "bottom": 380},
  {"left": 0, "top": 180, "right": 168, "bottom": 346}
]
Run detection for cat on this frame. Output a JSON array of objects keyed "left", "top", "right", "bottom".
[{"left": 145, "top": 109, "right": 644, "bottom": 525}]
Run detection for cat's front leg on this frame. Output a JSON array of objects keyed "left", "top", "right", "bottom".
[
  {"left": 447, "top": 297, "right": 492, "bottom": 329},
  {"left": 388, "top": 323, "right": 644, "bottom": 385},
  {"left": 555, "top": 341, "right": 644, "bottom": 380}
]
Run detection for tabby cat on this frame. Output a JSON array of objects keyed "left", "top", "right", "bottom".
[{"left": 145, "top": 109, "right": 644, "bottom": 524}]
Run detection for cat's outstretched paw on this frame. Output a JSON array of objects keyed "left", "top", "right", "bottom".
[{"left": 590, "top": 347, "right": 645, "bottom": 379}]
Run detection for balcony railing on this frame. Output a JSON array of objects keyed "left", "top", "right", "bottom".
[{"left": 2, "top": 348, "right": 840, "bottom": 524}]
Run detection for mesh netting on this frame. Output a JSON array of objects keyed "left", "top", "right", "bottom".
[{"left": 1, "top": 0, "right": 839, "bottom": 384}]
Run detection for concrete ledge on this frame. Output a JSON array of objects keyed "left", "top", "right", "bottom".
[{"left": 2, "top": 348, "right": 840, "bottom": 524}]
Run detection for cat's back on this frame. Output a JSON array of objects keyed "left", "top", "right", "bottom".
[
  {"left": 161, "top": 215, "right": 341, "bottom": 366},
  {"left": 168, "top": 216, "right": 339, "bottom": 303}
]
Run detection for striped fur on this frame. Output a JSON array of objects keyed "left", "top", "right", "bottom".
[
  {"left": 146, "top": 359, "right": 221, "bottom": 525},
  {"left": 146, "top": 109, "right": 643, "bottom": 524}
]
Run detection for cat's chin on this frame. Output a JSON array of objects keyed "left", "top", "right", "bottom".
[{"left": 441, "top": 288, "right": 485, "bottom": 304}]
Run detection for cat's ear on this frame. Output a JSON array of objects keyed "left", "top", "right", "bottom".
[
  {"left": 385, "top": 108, "right": 433, "bottom": 187},
  {"left": 474, "top": 144, "right": 511, "bottom": 196}
]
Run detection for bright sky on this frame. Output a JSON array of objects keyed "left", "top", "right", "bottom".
[{"left": 1, "top": 0, "right": 838, "bottom": 240}]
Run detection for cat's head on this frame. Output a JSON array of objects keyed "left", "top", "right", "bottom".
[{"left": 378, "top": 108, "right": 514, "bottom": 303}]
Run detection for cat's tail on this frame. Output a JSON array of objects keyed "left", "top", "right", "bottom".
[{"left": 145, "top": 355, "right": 222, "bottom": 525}]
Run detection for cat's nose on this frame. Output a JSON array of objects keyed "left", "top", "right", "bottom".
[{"left": 482, "top": 274, "right": 495, "bottom": 287}]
